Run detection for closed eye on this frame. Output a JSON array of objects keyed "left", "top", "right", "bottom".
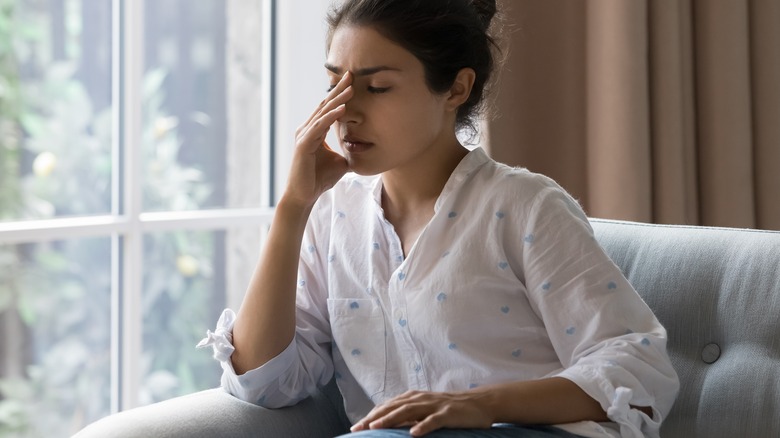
[{"left": 327, "top": 85, "right": 391, "bottom": 93}]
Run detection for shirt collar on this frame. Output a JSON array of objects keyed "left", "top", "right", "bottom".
[{"left": 370, "top": 147, "right": 491, "bottom": 212}]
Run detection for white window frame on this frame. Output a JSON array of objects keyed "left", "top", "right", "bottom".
[
  {"left": 0, "top": 0, "right": 288, "bottom": 413},
  {"left": 0, "top": 0, "right": 333, "bottom": 414}
]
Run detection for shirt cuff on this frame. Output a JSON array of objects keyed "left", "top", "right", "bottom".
[
  {"left": 197, "top": 308, "right": 300, "bottom": 405},
  {"left": 196, "top": 308, "right": 236, "bottom": 362},
  {"left": 556, "top": 366, "right": 662, "bottom": 438}
]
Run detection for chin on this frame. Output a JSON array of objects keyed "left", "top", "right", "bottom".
[{"left": 346, "top": 158, "right": 384, "bottom": 177}]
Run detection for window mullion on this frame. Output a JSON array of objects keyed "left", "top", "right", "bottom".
[
  {"left": 262, "top": 0, "right": 276, "bottom": 207},
  {"left": 118, "top": 0, "right": 144, "bottom": 412},
  {"left": 110, "top": 0, "right": 122, "bottom": 415}
]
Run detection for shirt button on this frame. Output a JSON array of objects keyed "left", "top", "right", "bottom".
[
  {"left": 393, "top": 309, "right": 403, "bottom": 320},
  {"left": 409, "top": 361, "right": 421, "bottom": 372}
]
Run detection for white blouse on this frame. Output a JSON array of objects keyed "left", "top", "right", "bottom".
[{"left": 199, "top": 147, "right": 679, "bottom": 438}]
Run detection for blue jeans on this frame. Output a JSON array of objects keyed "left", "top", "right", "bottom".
[{"left": 337, "top": 424, "right": 584, "bottom": 438}]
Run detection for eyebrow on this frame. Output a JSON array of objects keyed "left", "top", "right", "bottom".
[{"left": 324, "top": 63, "right": 401, "bottom": 76}]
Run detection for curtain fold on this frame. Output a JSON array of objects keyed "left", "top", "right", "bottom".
[
  {"left": 585, "top": 0, "right": 651, "bottom": 222},
  {"left": 487, "top": 0, "right": 779, "bottom": 230},
  {"left": 750, "top": 0, "right": 780, "bottom": 229},
  {"left": 649, "top": 0, "right": 699, "bottom": 225}
]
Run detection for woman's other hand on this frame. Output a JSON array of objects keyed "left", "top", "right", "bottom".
[
  {"left": 283, "top": 71, "right": 353, "bottom": 208},
  {"left": 350, "top": 390, "right": 494, "bottom": 437}
]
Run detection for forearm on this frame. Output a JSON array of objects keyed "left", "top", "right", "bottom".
[
  {"left": 231, "top": 196, "right": 313, "bottom": 374},
  {"left": 474, "top": 377, "right": 609, "bottom": 425}
]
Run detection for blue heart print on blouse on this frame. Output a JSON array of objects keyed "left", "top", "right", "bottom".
[
  {"left": 523, "top": 234, "right": 535, "bottom": 244},
  {"left": 337, "top": 211, "right": 346, "bottom": 218},
  {"left": 448, "top": 211, "right": 458, "bottom": 218},
  {"left": 350, "top": 301, "right": 359, "bottom": 309},
  {"left": 436, "top": 292, "right": 447, "bottom": 302},
  {"left": 398, "top": 272, "right": 406, "bottom": 281},
  {"left": 542, "top": 282, "right": 551, "bottom": 291},
  {"left": 511, "top": 349, "right": 522, "bottom": 358},
  {"left": 308, "top": 245, "right": 316, "bottom": 253},
  {"left": 448, "top": 343, "right": 458, "bottom": 350},
  {"left": 373, "top": 242, "right": 380, "bottom": 250},
  {"left": 496, "top": 211, "right": 505, "bottom": 219},
  {"left": 608, "top": 281, "right": 617, "bottom": 290},
  {"left": 501, "top": 306, "right": 510, "bottom": 314},
  {"left": 498, "top": 261, "right": 509, "bottom": 270},
  {"left": 351, "top": 349, "right": 361, "bottom": 356},
  {"left": 399, "top": 319, "right": 407, "bottom": 327},
  {"left": 641, "top": 338, "right": 651, "bottom": 346},
  {"left": 566, "top": 326, "right": 576, "bottom": 335}
]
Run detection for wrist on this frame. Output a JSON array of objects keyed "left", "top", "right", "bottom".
[
  {"left": 467, "top": 387, "right": 502, "bottom": 425},
  {"left": 277, "top": 193, "right": 316, "bottom": 214},
  {"left": 272, "top": 196, "right": 315, "bottom": 234}
]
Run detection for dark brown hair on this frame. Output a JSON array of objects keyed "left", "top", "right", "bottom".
[{"left": 327, "top": 0, "right": 500, "bottom": 137}]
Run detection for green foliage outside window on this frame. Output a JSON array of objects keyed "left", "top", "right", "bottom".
[
  {"left": 0, "top": 0, "right": 22, "bottom": 218},
  {"left": 0, "top": 1, "right": 223, "bottom": 436}
]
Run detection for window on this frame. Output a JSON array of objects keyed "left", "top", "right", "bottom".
[{"left": 0, "top": 0, "right": 336, "bottom": 435}]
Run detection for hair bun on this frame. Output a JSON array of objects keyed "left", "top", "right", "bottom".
[{"left": 470, "top": 0, "right": 497, "bottom": 31}]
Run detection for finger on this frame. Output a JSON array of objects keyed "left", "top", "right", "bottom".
[
  {"left": 297, "top": 84, "right": 352, "bottom": 144},
  {"left": 409, "top": 412, "right": 447, "bottom": 437},
  {"left": 297, "top": 104, "right": 346, "bottom": 153},
  {"left": 301, "top": 71, "right": 352, "bottom": 128},
  {"left": 369, "top": 402, "right": 431, "bottom": 430},
  {"left": 352, "top": 391, "right": 429, "bottom": 432},
  {"left": 359, "top": 391, "right": 429, "bottom": 426},
  {"left": 351, "top": 407, "right": 390, "bottom": 431}
]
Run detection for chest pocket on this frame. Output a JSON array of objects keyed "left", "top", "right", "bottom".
[{"left": 328, "top": 298, "right": 387, "bottom": 397}]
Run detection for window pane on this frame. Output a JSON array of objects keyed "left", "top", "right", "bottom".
[
  {"left": 0, "top": 238, "right": 111, "bottom": 436},
  {"left": 141, "top": 228, "right": 257, "bottom": 404},
  {"left": 142, "top": 0, "right": 266, "bottom": 212},
  {"left": 0, "top": 0, "right": 113, "bottom": 222}
]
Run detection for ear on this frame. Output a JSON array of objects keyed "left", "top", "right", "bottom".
[{"left": 445, "top": 68, "right": 476, "bottom": 112}]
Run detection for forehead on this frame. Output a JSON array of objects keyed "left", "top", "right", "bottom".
[{"left": 326, "top": 25, "right": 418, "bottom": 73}]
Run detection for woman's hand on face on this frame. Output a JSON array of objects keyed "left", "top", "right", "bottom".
[
  {"left": 350, "top": 390, "right": 495, "bottom": 437},
  {"left": 283, "top": 71, "right": 353, "bottom": 208}
]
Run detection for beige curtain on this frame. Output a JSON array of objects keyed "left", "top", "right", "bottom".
[{"left": 486, "top": 0, "right": 780, "bottom": 230}]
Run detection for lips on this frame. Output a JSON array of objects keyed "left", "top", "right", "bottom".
[{"left": 342, "top": 134, "right": 374, "bottom": 153}]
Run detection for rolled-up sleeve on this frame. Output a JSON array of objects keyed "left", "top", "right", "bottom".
[
  {"left": 519, "top": 183, "right": 679, "bottom": 437},
  {"left": 197, "top": 197, "right": 336, "bottom": 408}
]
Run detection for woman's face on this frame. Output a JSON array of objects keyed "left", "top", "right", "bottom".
[{"left": 326, "top": 25, "right": 456, "bottom": 176}]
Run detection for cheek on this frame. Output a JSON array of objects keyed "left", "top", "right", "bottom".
[
  {"left": 400, "top": 97, "right": 446, "bottom": 136},
  {"left": 391, "top": 91, "right": 442, "bottom": 121}
]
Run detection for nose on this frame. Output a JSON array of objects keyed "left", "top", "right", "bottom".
[{"left": 338, "top": 94, "right": 362, "bottom": 125}]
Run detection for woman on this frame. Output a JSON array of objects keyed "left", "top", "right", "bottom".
[{"left": 199, "top": 1, "right": 679, "bottom": 437}]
